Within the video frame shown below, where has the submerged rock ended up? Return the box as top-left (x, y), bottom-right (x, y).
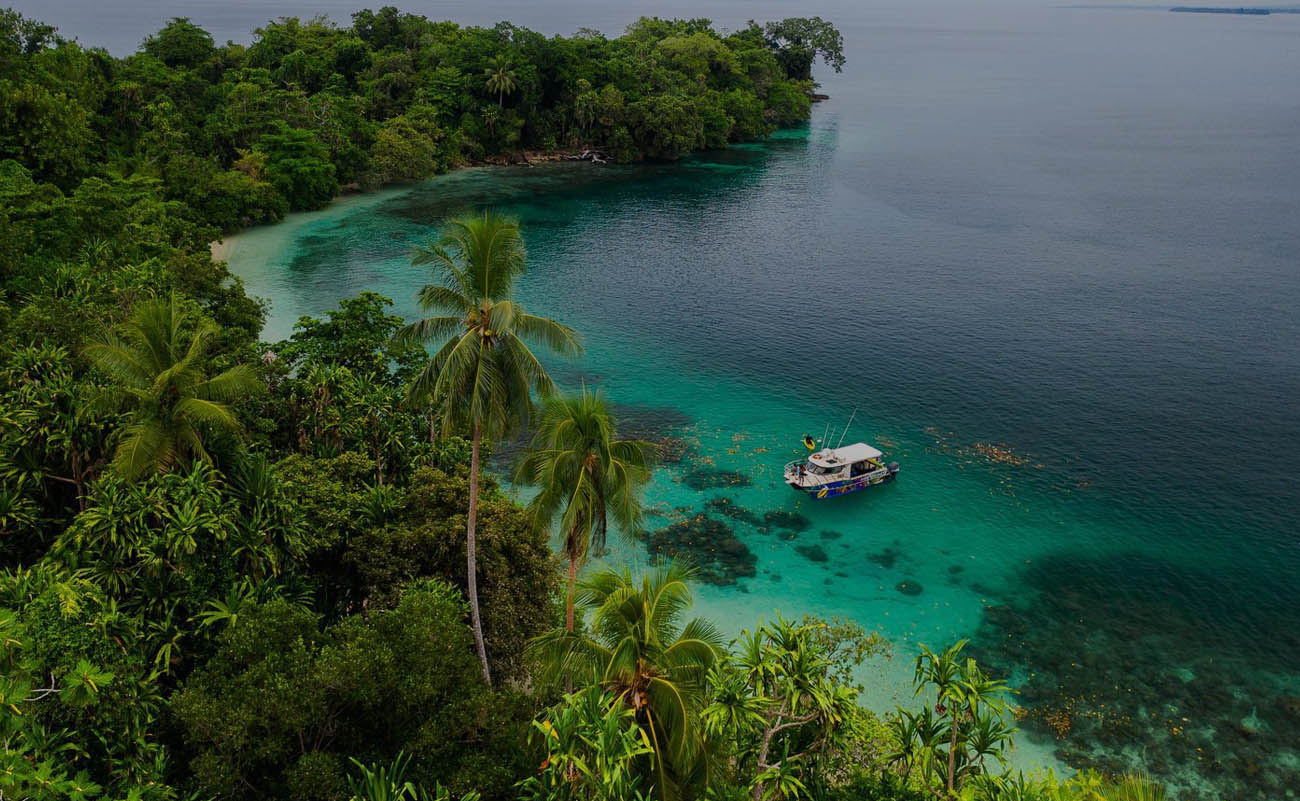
top-left (763, 510), bottom-right (811, 532)
top-left (795, 544), bottom-right (829, 563)
top-left (867, 545), bottom-right (903, 569)
top-left (895, 579), bottom-right (923, 596)
top-left (642, 514), bottom-right (756, 586)
top-left (820, 530), bottom-right (844, 540)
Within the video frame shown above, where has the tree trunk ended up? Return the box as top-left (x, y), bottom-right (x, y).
top-left (565, 552), bottom-right (578, 632)
top-left (467, 422), bottom-right (492, 686)
top-left (752, 709), bottom-right (778, 801)
top-left (947, 706), bottom-right (960, 794)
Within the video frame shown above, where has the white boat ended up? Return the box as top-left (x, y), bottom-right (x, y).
top-left (784, 442), bottom-right (899, 499)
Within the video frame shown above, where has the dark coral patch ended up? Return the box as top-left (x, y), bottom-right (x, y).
top-left (763, 510), bottom-right (810, 532)
top-left (795, 544), bottom-right (829, 563)
top-left (642, 515), bottom-right (756, 586)
top-left (683, 469), bottom-right (752, 490)
top-left (895, 579), bottom-right (923, 596)
top-left (867, 545), bottom-right (903, 569)
top-left (705, 497), bottom-right (762, 526)
top-left (820, 530), bottom-right (844, 540)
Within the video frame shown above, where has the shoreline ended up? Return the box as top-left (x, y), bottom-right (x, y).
top-left (207, 112), bottom-right (827, 260)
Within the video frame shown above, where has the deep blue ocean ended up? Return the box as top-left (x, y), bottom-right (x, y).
top-left (27, 0), bottom-right (1300, 796)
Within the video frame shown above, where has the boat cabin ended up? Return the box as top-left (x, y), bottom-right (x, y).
top-left (784, 441), bottom-right (899, 498)
top-left (802, 443), bottom-right (884, 481)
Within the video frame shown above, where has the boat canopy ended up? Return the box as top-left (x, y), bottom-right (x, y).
top-left (809, 442), bottom-right (883, 468)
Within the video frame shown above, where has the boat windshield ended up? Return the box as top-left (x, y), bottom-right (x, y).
top-left (806, 462), bottom-right (843, 475)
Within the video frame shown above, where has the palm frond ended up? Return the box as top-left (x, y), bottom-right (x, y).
top-left (175, 397), bottom-right (241, 433)
top-left (514, 313), bottom-right (584, 358)
top-left (197, 364), bottom-right (261, 402)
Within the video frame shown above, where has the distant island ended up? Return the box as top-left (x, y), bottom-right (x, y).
top-left (1172, 6), bottom-right (1269, 12)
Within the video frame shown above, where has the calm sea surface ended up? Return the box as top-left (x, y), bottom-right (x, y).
top-left (39, 0), bottom-right (1300, 795)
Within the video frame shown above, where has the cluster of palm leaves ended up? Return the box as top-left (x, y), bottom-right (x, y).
top-left (528, 562), bottom-right (724, 800)
top-left (963, 769), bottom-right (1169, 801)
top-left (346, 752), bottom-right (481, 801)
top-left (514, 387), bottom-right (654, 631)
top-left (887, 640), bottom-right (1015, 794)
top-left (519, 685), bottom-right (654, 801)
top-left (82, 293), bottom-right (261, 481)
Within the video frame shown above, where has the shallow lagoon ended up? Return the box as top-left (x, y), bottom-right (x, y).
top-left (222, 6), bottom-right (1300, 796)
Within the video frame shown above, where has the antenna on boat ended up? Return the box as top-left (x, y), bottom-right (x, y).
top-left (836, 406), bottom-right (859, 448)
top-left (821, 422), bottom-right (829, 448)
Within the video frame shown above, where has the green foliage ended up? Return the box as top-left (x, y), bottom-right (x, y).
top-left (258, 124), bottom-right (339, 211)
top-left (0, 79), bottom-right (95, 186)
top-left (397, 209), bottom-right (581, 685)
top-left (142, 18), bottom-right (216, 69)
top-left (82, 293), bottom-right (262, 480)
top-left (529, 561), bottom-right (724, 800)
top-left (514, 387), bottom-right (655, 630)
top-left (174, 582), bottom-right (528, 801)
top-left (704, 616), bottom-right (890, 801)
top-left (343, 465), bottom-right (562, 681)
top-left (365, 107), bottom-right (454, 188)
top-left (760, 18), bottom-right (846, 82)
top-left (518, 687), bottom-right (653, 801)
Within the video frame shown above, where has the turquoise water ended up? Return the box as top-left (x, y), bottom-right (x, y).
top-left (218, 6), bottom-right (1300, 798)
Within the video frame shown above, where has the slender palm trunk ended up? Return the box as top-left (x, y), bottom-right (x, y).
top-left (947, 706), bottom-right (960, 793)
top-left (565, 551), bottom-right (578, 632)
top-left (467, 421), bottom-right (492, 685)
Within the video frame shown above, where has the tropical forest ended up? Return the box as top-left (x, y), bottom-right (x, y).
top-left (1, 6), bottom-right (1174, 801)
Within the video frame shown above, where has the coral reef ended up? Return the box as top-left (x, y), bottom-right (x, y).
top-left (794, 544), bottom-right (829, 563)
top-left (763, 510), bottom-right (811, 532)
top-left (704, 497), bottom-right (762, 526)
top-left (867, 543), bottom-right (904, 569)
top-left (683, 468), bottom-right (752, 490)
top-left (968, 552), bottom-right (1300, 801)
top-left (641, 514), bottom-right (756, 586)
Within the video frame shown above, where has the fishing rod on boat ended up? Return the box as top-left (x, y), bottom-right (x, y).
top-left (836, 406), bottom-right (859, 448)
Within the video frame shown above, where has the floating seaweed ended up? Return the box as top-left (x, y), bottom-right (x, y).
top-left (683, 468), bottom-right (753, 490)
top-left (794, 544), bottom-right (828, 563)
top-left (641, 514), bottom-right (756, 586)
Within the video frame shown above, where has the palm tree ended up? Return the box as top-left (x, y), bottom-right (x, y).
top-left (483, 55), bottom-right (517, 108)
top-left (514, 387), bottom-right (655, 632)
top-left (83, 294), bottom-right (260, 481)
top-left (396, 210), bottom-right (581, 685)
top-left (528, 561), bottom-right (724, 800)
top-left (913, 639), bottom-right (1010, 794)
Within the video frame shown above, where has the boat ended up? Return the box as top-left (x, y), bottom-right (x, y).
top-left (784, 442), bottom-right (899, 499)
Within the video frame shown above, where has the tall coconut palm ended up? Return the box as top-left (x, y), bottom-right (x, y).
top-left (395, 209), bottom-right (581, 685)
top-left (483, 55), bottom-right (517, 108)
top-left (514, 387), bottom-right (655, 632)
top-left (528, 561), bottom-right (724, 799)
top-left (83, 294), bottom-right (260, 481)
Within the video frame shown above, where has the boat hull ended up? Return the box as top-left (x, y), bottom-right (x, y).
top-left (787, 468), bottom-right (898, 499)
